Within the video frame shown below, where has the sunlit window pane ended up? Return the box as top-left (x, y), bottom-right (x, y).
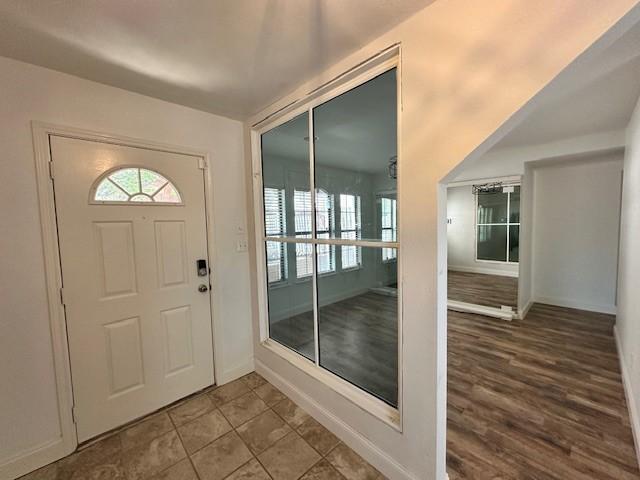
top-left (93, 167), bottom-right (182, 204)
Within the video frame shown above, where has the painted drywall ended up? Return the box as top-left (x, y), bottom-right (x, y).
top-left (446, 184), bottom-right (519, 277)
top-left (453, 130), bottom-right (626, 182)
top-left (532, 153), bottom-right (624, 314)
top-left (243, 2), bottom-right (640, 479)
top-left (518, 163), bottom-right (535, 316)
top-left (616, 95), bottom-right (640, 459)
top-left (0, 56), bottom-right (253, 476)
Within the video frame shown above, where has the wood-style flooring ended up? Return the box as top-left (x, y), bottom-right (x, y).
top-left (269, 291), bottom-right (398, 407)
top-left (448, 270), bottom-right (518, 309)
top-left (270, 291), bottom-right (639, 478)
top-left (448, 303), bottom-right (639, 479)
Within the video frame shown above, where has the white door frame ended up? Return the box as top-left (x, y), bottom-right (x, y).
top-left (21, 121), bottom-right (220, 477)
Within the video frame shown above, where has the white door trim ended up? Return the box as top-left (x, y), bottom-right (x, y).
top-left (7, 121), bottom-right (219, 479)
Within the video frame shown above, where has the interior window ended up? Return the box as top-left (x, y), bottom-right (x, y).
top-left (259, 68), bottom-right (399, 405)
top-left (93, 167), bottom-right (182, 204)
top-left (476, 186), bottom-right (520, 262)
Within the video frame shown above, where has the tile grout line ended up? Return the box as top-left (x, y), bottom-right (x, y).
top-left (222, 375), bottom-right (276, 480)
top-left (166, 406), bottom-right (203, 480)
top-left (30, 374), bottom-right (349, 480)
top-left (235, 375), bottom-right (323, 480)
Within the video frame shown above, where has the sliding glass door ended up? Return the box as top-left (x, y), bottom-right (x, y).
top-left (258, 68), bottom-right (399, 408)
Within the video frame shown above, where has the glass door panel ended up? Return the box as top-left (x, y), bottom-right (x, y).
top-left (317, 246), bottom-right (398, 407)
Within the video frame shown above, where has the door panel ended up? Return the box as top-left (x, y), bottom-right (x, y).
top-left (50, 136), bottom-right (214, 441)
top-left (154, 220), bottom-right (189, 288)
top-left (104, 316), bottom-right (145, 396)
top-left (161, 306), bottom-right (194, 376)
top-left (94, 221), bottom-right (138, 298)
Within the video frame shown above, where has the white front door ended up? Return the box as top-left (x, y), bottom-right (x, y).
top-left (50, 136), bottom-right (214, 442)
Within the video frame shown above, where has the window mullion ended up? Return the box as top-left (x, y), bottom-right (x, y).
top-left (506, 191), bottom-right (511, 262)
top-left (308, 108), bottom-right (320, 367)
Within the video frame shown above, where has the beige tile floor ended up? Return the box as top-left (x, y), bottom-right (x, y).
top-left (20, 372), bottom-right (385, 480)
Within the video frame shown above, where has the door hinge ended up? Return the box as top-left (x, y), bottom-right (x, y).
top-left (59, 287), bottom-right (65, 305)
top-left (198, 158), bottom-right (207, 170)
top-left (71, 406), bottom-right (77, 424)
top-left (48, 161), bottom-right (55, 179)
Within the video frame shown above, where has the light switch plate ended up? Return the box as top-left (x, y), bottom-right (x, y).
top-left (236, 237), bottom-right (248, 252)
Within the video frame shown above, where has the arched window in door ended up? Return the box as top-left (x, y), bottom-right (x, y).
top-left (91, 167), bottom-right (183, 204)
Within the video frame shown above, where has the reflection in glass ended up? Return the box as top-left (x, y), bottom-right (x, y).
top-left (380, 196), bottom-right (397, 261)
top-left (266, 241), bottom-right (315, 361)
top-left (340, 194), bottom-right (361, 269)
top-left (477, 192), bottom-right (508, 224)
top-left (266, 241), bottom-right (287, 284)
top-left (509, 186), bottom-right (521, 223)
top-left (477, 225), bottom-right (508, 261)
top-left (260, 68), bottom-right (399, 407)
top-left (314, 69), bottom-right (397, 242)
top-left (317, 246), bottom-right (398, 407)
top-left (261, 111), bottom-right (310, 238)
top-left (509, 225), bottom-right (520, 262)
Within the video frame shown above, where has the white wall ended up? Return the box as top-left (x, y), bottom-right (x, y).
top-left (0, 56), bottom-right (253, 477)
top-left (453, 130), bottom-right (626, 182)
top-left (447, 184), bottom-right (519, 277)
top-left (616, 95), bottom-right (640, 461)
top-left (532, 153), bottom-right (624, 314)
top-left (243, 2), bottom-right (640, 479)
top-left (518, 163), bottom-right (535, 316)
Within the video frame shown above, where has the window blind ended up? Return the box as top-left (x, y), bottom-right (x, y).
top-left (340, 194), bottom-right (362, 269)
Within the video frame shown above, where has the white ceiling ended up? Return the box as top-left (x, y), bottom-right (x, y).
top-left (492, 20), bottom-right (640, 150)
top-left (0, 0), bottom-right (432, 120)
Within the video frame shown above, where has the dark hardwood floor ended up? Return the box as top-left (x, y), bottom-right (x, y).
top-left (448, 270), bottom-right (518, 309)
top-left (269, 291), bottom-right (398, 407)
top-left (271, 291), bottom-right (639, 479)
top-left (448, 304), bottom-right (639, 479)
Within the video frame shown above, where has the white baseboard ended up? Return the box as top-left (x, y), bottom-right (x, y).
top-left (533, 295), bottom-right (616, 315)
top-left (447, 300), bottom-right (514, 320)
top-left (517, 300), bottom-right (533, 320)
top-left (448, 265), bottom-right (518, 278)
top-left (217, 359), bottom-right (255, 386)
top-left (0, 436), bottom-right (70, 480)
top-left (614, 326), bottom-right (640, 471)
top-left (255, 359), bottom-right (421, 480)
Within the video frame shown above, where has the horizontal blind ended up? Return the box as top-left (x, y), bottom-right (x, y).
top-left (264, 187), bottom-right (287, 282)
top-left (316, 189), bottom-right (335, 273)
top-left (340, 194), bottom-right (361, 269)
top-left (264, 187), bottom-right (286, 236)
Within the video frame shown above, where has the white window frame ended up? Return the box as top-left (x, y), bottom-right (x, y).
top-left (293, 189), bottom-right (314, 279)
top-left (250, 53), bottom-right (402, 429)
top-left (475, 185), bottom-right (520, 264)
top-left (339, 193), bottom-right (362, 270)
top-left (263, 187), bottom-right (287, 284)
top-left (294, 189), bottom-right (336, 278)
top-left (316, 189), bottom-right (336, 275)
top-left (380, 196), bottom-right (397, 262)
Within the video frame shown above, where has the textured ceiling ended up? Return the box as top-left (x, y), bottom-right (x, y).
top-left (0, 0), bottom-right (433, 119)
